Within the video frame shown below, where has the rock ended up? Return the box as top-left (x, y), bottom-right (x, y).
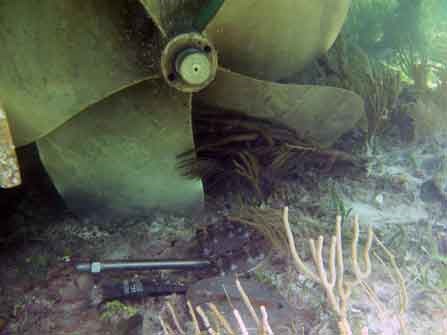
top-left (55, 273), bottom-right (94, 304)
top-left (197, 222), bottom-right (267, 274)
top-left (117, 314), bottom-right (143, 335)
top-left (406, 96), bottom-right (447, 140)
top-left (105, 243), bottom-right (132, 260)
top-left (387, 174), bottom-right (409, 193)
top-left (420, 154), bottom-right (447, 204)
top-left (0, 318), bottom-right (7, 332)
top-left (421, 156), bottom-right (445, 176)
top-left (420, 179), bottom-right (445, 203)
top-left (438, 233), bottom-right (447, 256)
top-left (76, 274), bottom-right (95, 293)
top-left (186, 275), bottom-right (315, 333)
top-left (373, 193), bottom-right (384, 208)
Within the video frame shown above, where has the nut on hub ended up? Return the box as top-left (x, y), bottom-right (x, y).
top-left (161, 33), bottom-right (218, 93)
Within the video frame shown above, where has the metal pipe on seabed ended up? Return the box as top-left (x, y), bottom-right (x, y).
top-left (75, 259), bottom-right (212, 273)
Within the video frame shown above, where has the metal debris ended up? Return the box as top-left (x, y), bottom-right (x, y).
top-left (75, 259), bottom-right (212, 273)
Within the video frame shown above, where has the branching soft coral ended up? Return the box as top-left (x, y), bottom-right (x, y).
top-left (283, 207), bottom-right (373, 335)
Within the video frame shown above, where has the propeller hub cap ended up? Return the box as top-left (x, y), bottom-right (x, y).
top-left (175, 49), bottom-right (211, 86)
top-left (161, 33), bottom-right (218, 93)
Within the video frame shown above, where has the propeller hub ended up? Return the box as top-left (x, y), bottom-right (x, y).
top-left (161, 33), bottom-right (218, 93)
top-left (175, 49), bottom-right (211, 86)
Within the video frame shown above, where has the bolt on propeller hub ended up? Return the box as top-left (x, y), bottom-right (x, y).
top-left (161, 33), bottom-right (218, 93)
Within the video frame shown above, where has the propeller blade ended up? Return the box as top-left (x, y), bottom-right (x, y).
top-left (37, 79), bottom-right (203, 217)
top-left (203, 0), bottom-right (351, 81)
top-left (320, 1), bottom-right (352, 52)
top-left (0, 0), bottom-right (161, 146)
top-left (193, 0), bottom-right (225, 32)
top-left (138, 0), bottom-right (168, 37)
top-left (195, 68), bottom-right (364, 148)
top-left (139, 0), bottom-right (213, 37)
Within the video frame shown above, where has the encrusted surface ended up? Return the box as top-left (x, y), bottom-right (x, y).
top-left (0, 105), bottom-right (21, 188)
